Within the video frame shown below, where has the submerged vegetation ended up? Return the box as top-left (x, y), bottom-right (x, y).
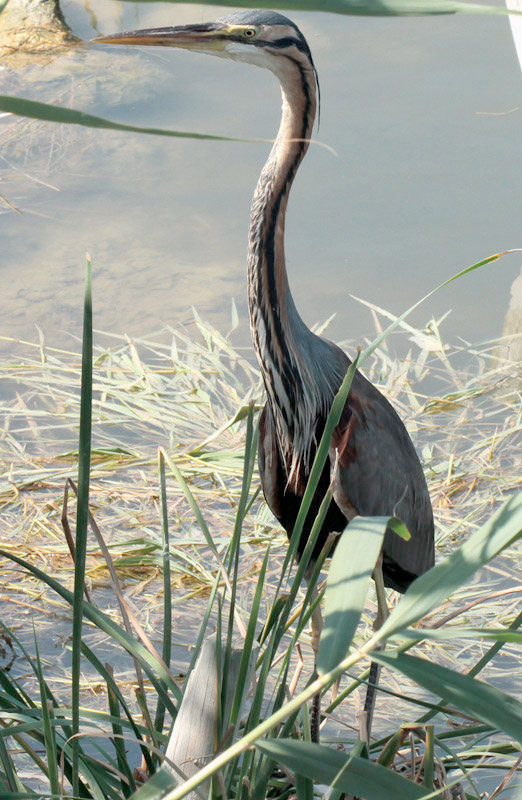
top-left (1, 281), bottom-right (522, 798)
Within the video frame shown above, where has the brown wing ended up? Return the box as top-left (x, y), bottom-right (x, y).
top-left (258, 363), bottom-right (434, 591)
top-left (331, 369), bottom-right (434, 590)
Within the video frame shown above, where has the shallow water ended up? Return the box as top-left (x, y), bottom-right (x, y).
top-left (1, 1), bottom-right (521, 356)
top-left (2, 4), bottom-right (522, 796)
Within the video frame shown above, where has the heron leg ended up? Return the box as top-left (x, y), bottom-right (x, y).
top-left (363, 555), bottom-right (389, 742)
top-left (304, 563), bottom-right (323, 744)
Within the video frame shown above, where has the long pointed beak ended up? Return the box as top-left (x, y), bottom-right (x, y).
top-left (93, 22), bottom-right (226, 51)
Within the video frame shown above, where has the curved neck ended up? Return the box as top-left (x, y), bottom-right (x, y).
top-left (248, 57), bottom-right (317, 412)
top-left (247, 56), bottom-right (345, 486)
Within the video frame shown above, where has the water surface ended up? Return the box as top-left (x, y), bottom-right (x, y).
top-left (1, 0), bottom-right (521, 355)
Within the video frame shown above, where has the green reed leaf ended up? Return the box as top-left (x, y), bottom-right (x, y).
top-left (256, 740), bottom-right (426, 799)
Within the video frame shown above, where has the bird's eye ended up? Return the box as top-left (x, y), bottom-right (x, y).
top-left (243, 27), bottom-right (257, 38)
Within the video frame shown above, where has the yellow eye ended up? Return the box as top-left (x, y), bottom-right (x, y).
top-left (243, 27), bottom-right (257, 38)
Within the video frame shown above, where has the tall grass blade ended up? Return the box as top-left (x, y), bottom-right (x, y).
top-left (237, 630), bottom-right (287, 795)
top-left (154, 450), bottom-right (172, 742)
top-left (0, 734), bottom-right (23, 793)
top-left (227, 544), bottom-right (269, 732)
top-left (295, 709), bottom-right (314, 800)
top-left (423, 725), bottom-right (434, 791)
top-left (229, 404), bottom-right (257, 567)
top-left (0, 548), bottom-right (180, 711)
top-left (250, 681), bottom-right (292, 800)
top-left (67, 477), bottom-right (163, 723)
top-left (160, 450), bottom-right (239, 603)
top-left (136, 687), bottom-right (160, 754)
top-left (224, 405), bottom-right (256, 678)
top-left (80, 643), bottom-right (154, 774)
top-left (106, 664), bottom-right (136, 797)
top-left (184, 571), bottom-right (222, 686)
top-left (72, 257), bottom-right (93, 796)
top-left (258, 360), bottom-right (361, 676)
top-left (296, 772), bottom-right (314, 800)
top-left (279, 357), bottom-right (360, 577)
top-left (255, 490), bottom-right (333, 687)
top-left (33, 632), bottom-right (60, 799)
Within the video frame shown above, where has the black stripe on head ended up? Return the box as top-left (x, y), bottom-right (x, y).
top-left (211, 33), bottom-right (310, 57)
top-left (253, 33), bottom-right (321, 129)
top-left (218, 10), bottom-right (312, 59)
top-left (252, 36), bottom-right (310, 55)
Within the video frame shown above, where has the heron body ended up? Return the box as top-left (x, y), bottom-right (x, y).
top-left (95, 9), bottom-right (435, 725)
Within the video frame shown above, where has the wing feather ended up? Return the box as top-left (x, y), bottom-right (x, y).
top-left (331, 371), bottom-right (434, 590)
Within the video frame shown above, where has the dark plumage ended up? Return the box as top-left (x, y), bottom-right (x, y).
top-left (259, 363), bottom-right (434, 594)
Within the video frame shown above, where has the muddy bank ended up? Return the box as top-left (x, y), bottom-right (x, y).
top-left (0, 0), bottom-right (79, 67)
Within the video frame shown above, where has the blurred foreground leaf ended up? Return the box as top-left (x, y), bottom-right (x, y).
top-left (318, 515), bottom-right (407, 674)
top-left (128, 765), bottom-right (182, 800)
top-left (376, 650), bottom-right (522, 743)
top-left (0, 95), bottom-right (242, 141)
top-left (379, 491), bottom-right (522, 640)
top-left (117, 0), bottom-right (518, 16)
top-left (256, 740), bottom-right (426, 799)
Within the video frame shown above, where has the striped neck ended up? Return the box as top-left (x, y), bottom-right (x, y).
top-left (248, 56), bottom-right (338, 487)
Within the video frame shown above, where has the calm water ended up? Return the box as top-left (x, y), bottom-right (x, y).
top-left (1, 8), bottom-right (522, 793)
top-left (1, 1), bottom-right (521, 355)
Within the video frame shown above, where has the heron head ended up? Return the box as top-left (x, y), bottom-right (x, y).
top-left (93, 10), bottom-right (315, 79)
